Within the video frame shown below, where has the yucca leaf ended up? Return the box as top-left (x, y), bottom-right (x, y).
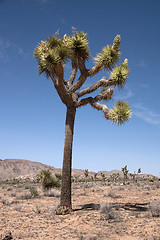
top-left (46, 35), bottom-right (62, 49)
top-left (56, 44), bottom-right (70, 62)
top-left (110, 63), bottom-right (129, 88)
top-left (68, 31), bottom-right (90, 59)
top-left (95, 45), bottom-right (120, 71)
top-left (109, 101), bottom-right (131, 125)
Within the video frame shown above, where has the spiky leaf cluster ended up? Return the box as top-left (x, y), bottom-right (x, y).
top-left (112, 35), bottom-right (121, 52)
top-left (38, 49), bottom-right (61, 75)
top-left (109, 101), bottom-right (131, 125)
top-left (34, 37), bottom-right (71, 76)
top-left (95, 45), bottom-right (120, 70)
top-left (110, 64), bottom-right (129, 88)
top-left (67, 31), bottom-right (90, 59)
top-left (95, 35), bottom-right (121, 71)
top-left (34, 31), bottom-right (90, 76)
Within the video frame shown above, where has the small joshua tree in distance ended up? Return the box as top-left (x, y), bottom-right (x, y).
top-left (101, 172), bottom-right (106, 182)
top-left (122, 165), bottom-right (129, 185)
top-left (94, 172), bottom-right (98, 182)
top-left (136, 168), bottom-right (141, 182)
top-left (84, 169), bottom-right (89, 182)
top-left (34, 28), bottom-right (131, 213)
top-left (130, 168), bottom-right (141, 183)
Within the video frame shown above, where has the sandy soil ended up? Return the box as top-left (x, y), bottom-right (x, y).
top-left (0, 180), bottom-right (160, 240)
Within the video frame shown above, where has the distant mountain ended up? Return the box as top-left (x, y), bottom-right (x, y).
top-left (0, 159), bottom-right (85, 181)
top-left (0, 159), bottom-right (156, 181)
top-left (0, 159), bottom-right (60, 181)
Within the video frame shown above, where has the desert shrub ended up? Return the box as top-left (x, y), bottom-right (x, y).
top-left (55, 173), bottom-right (62, 180)
top-left (152, 236), bottom-right (160, 240)
top-left (24, 184), bottom-right (31, 189)
top-left (43, 176), bottom-right (60, 189)
top-left (7, 187), bottom-right (12, 191)
top-left (1, 231), bottom-right (13, 240)
top-left (44, 189), bottom-right (60, 197)
top-left (104, 188), bottom-right (116, 198)
top-left (149, 200), bottom-right (160, 217)
top-left (34, 205), bottom-right (41, 214)
top-left (104, 187), bottom-right (121, 198)
top-left (2, 198), bottom-right (12, 206)
top-left (99, 202), bottom-right (116, 220)
top-left (14, 204), bottom-right (23, 212)
top-left (155, 182), bottom-right (160, 188)
top-left (17, 192), bottom-right (32, 200)
top-left (37, 169), bottom-right (60, 190)
top-left (10, 192), bottom-right (16, 197)
top-left (29, 186), bottom-right (39, 198)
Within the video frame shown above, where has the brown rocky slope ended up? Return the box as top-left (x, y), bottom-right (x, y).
top-left (0, 159), bottom-right (155, 181)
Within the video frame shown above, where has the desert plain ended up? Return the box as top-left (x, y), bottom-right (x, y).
top-left (0, 175), bottom-right (160, 240)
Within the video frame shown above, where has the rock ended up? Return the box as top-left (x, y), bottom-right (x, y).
top-left (1, 231), bottom-right (13, 240)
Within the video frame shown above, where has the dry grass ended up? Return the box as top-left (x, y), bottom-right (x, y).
top-left (99, 202), bottom-right (117, 220)
top-left (149, 200), bottom-right (160, 217)
top-left (0, 180), bottom-right (160, 239)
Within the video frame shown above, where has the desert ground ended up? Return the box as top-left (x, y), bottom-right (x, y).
top-left (0, 176), bottom-right (160, 240)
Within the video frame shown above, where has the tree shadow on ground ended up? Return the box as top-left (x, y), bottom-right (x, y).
top-left (73, 202), bottom-right (149, 212)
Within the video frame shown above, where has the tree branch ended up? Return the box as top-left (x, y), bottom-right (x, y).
top-left (68, 58), bottom-right (88, 94)
top-left (49, 69), bottom-right (67, 105)
top-left (63, 79), bottom-right (70, 89)
top-left (94, 88), bottom-right (114, 101)
top-left (76, 88), bottom-right (113, 107)
top-left (76, 96), bottom-right (111, 120)
top-left (49, 64), bottom-right (73, 107)
top-left (76, 96), bottom-right (93, 107)
top-left (88, 63), bottom-right (102, 77)
top-left (77, 77), bottom-right (111, 98)
top-left (68, 58), bottom-right (78, 86)
top-left (90, 102), bottom-right (110, 120)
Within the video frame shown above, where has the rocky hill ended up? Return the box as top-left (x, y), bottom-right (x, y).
top-left (0, 159), bottom-right (88, 181)
top-left (0, 159), bottom-right (60, 181)
top-left (0, 159), bottom-right (155, 181)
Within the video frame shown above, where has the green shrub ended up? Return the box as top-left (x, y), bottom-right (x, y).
top-left (29, 186), bottom-right (39, 198)
top-left (37, 169), bottom-right (60, 190)
top-left (55, 173), bottom-right (62, 180)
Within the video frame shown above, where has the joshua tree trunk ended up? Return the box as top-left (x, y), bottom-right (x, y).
top-left (60, 107), bottom-right (76, 207)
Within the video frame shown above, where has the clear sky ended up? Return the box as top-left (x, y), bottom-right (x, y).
top-left (0, 0), bottom-right (160, 176)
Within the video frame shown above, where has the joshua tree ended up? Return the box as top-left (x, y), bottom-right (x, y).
top-left (34, 28), bottom-right (131, 212)
top-left (130, 168), bottom-right (141, 182)
top-left (94, 172), bottom-right (98, 182)
top-left (137, 168), bottom-right (141, 175)
top-left (101, 172), bottom-right (106, 182)
top-left (110, 173), bottom-right (120, 182)
top-left (122, 165), bottom-right (129, 184)
top-left (84, 169), bottom-right (89, 180)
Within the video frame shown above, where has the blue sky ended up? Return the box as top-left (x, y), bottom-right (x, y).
top-left (0, 0), bottom-right (160, 176)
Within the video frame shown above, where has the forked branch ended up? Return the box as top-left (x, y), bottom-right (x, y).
top-left (68, 58), bottom-right (78, 86)
top-left (77, 77), bottom-right (113, 98)
top-left (76, 88), bottom-right (113, 107)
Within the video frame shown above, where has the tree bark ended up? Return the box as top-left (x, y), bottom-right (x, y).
top-left (60, 107), bottom-right (76, 207)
